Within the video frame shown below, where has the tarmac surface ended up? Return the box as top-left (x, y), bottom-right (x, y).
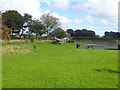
top-left (81, 44), bottom-right (118, 50)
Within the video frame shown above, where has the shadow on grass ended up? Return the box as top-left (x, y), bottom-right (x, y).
top-left (95, 69), bottom-right (120, 74)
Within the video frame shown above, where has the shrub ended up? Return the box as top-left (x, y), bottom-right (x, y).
top-left (1, 25), bottom-right (11, 41)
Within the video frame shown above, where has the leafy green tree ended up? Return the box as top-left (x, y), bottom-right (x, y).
top-left (28, 19), bottom-right (45, 36)
top-left (50, 28), bottom-right (66, 39)
top-left (27, 19), bottom-right (46, 51)
top-left (73, 29), bottom-right (95, 38)
top-left (104, 31), bottom-right (120, 39)
top-left (56, 31), bottom-right (66, 39)
top-left (2, 10), bottom-right (23, 30)
top-left (23, 13), bottom-right (32, 24)
top-left (40, 13), bottom-right (61, 36)
top-left (66, 29), bottom-right (73, 37)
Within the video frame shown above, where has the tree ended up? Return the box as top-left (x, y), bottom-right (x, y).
top-left (66, 29), bottom-right (73, 37)
top-left (2, 10), bottom-right (23, 30)
top-left (56, 31), bottom-right (66, 39)
top-left (87, 30), bottom-right (95, 37)
top-left (28, 19), bottom-right (45, 36)
top-left (104, 31), bottom-right (120, 39)
top-left (73, 30), bottom-right (81, 38)
top-left (73, 29), bottom-right (96, 38)
top-left (40, 13), bottom-right (61, 36)
top-left (50, 28), bottom-right (66, 39)
top-left (50, 28), bottom-right (67, 39)
top-left (23, 13), bottom-right (32, 24)
top-left (115, 32), bottom-right (120, 39)
top-left (27, 19), bottom-right (46, 51)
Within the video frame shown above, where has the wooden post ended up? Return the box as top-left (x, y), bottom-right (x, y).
top-left (34, 34), bottom-right (37, 51)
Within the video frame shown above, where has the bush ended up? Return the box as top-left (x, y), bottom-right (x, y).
top-left (10, 35), bottom-right (22, 39)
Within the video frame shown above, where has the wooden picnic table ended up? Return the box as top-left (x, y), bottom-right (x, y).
top-left (85, 44), bottom-right (95, 49)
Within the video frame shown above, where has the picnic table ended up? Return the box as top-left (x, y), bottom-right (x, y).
top-left (85, 44), bottom-right (95, 49)
top-left (51, 40), bottom-right (63, 44)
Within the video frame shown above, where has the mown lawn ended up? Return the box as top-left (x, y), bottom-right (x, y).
top-left (2, 41), bottom-right (118, 88)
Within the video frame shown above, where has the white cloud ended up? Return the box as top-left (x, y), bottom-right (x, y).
top-left (101, 19), bottom-right (109, 25)
top-left (44, 0), bottom-right (51, 6)
top-left (47, 0), bottom-right (118, 27)
top-left (52, 13), bottom-right (60, 18)
top-left (71, 0), bottom-right (118, 19)
top-left (52, 12), bottom-right (73, 29)
top-left (71, 0), bottom-right (119, 26)
top-left (60, 16), bottom-right (73, 25)
top-left (74, 19), bottom-right (83, 24)
top-left (45, 0), bottom-right (70, 9)
top-left (85, 15), bottom-right (117, 27)
top-left (86, 15), bottom-right (94, 24)
top-left (44, 9), bottom-right (50, 14)
top-left (53, 0), bottom-right (70, 9)
top-left (0, 0), bottom-right (42, 19)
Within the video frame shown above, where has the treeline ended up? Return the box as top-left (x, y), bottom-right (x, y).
top-left (103, 31), bottom-right (120, 39)
top-left (1, 10), bottom-right (120, 41)
top-left (2, 10), bottom-right (61, 40)
top-left (66, 29), bottom-right (95, 38)
top-left (66, 29), bottom-right (120, 40)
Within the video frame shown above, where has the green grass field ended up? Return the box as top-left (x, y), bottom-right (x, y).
top-left (2, 41), bottom-right (118, 88)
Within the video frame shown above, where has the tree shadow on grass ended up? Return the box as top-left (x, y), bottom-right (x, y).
top-left (95, 69), bottom-right (120, 74)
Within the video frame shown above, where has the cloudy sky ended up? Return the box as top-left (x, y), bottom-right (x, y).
top-left (0, 0), bottom-right (119, 36)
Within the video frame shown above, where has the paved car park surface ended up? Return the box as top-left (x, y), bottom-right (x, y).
top-left (81, 44), bottom-right (118, 50)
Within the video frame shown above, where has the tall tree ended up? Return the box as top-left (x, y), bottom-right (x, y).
top-left (2, 10), bottom-right (23, 30)
top-left (26, 19), bottom-right (45, 52)
top-left (23, 13), bottom-right (32, 24)
top-left (28, 19), bottom-right (45, 36)
top-left (40, 13), bottom-right (61, 35)
top-left (66, 29), bottom-right (73, 37)
top-left (104, 31), bottom-right (120, 39)
top-left (73, 29), bottom-right (95, 38)
top-left (50, 28), bottom-right (66, 39)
